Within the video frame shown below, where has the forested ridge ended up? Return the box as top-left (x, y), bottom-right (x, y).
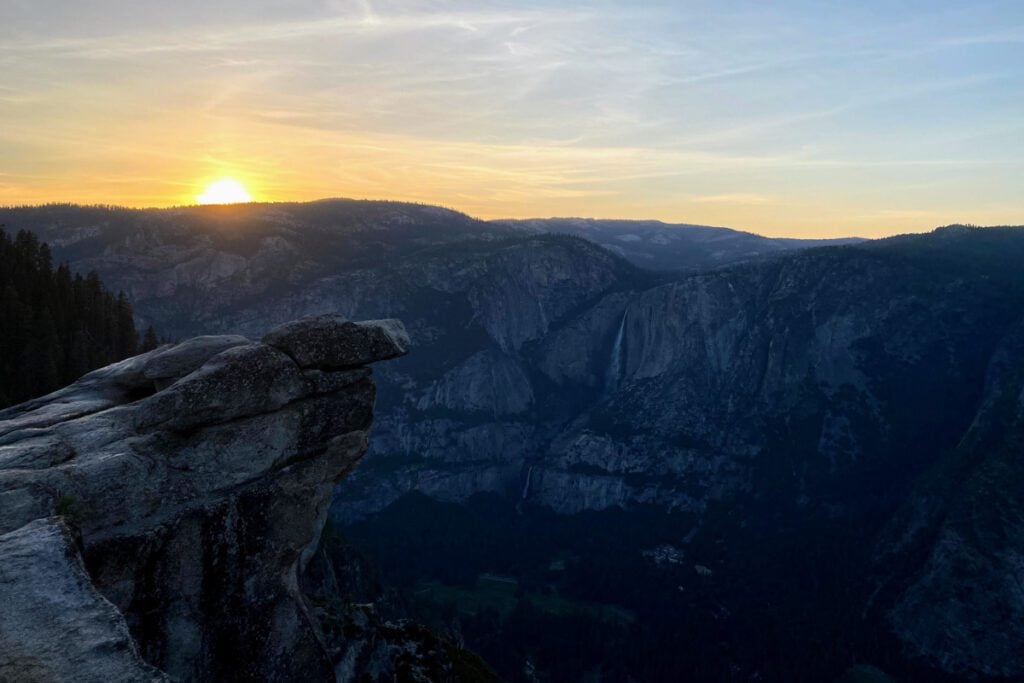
top-left (0, 228), bottom-right (156, 408)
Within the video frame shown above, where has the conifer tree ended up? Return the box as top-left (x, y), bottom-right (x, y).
top-left (0, 227), bottom-right (149, 408)
top-left (140, 325), bottom-right (160, 352)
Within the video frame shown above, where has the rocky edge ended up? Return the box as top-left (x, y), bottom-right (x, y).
top-left (0, 315), bottom-right (408, 681)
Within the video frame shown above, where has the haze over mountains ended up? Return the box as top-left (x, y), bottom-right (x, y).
top-left (2, 200), bottom-right (1024, 681)
top-left (500, 217), bottom-right (864, 271)
top-left (0, 200), bottom-right (860, 282)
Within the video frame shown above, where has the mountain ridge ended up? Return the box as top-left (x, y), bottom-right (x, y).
top-left (496, 216), bottom-right (864, 271)
top-left (0, 199), bottom-right (863, 271)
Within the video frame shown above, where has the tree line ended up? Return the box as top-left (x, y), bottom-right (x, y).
top-left (0, 227), bottom-right (158, 408)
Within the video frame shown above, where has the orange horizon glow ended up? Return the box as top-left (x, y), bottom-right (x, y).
top-left (2, 4), bottom-right (1022, 239)
top-left (1, 119), bottom-right (1017, 238)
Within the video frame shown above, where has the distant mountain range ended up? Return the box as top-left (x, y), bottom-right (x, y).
top-left (2, 200), bottom-right (1022, 681)
top-left (498, 217), bottom-right (863, 271)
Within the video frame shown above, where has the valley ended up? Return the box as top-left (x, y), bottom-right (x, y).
top-left (3, 202), bottom-right (1024, 681)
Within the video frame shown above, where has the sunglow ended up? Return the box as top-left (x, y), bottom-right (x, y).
top-left (196, 178), bottom-right (254, 205)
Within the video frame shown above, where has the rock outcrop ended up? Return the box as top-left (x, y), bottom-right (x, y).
top-left (0, 316), bottom-right (408, 681)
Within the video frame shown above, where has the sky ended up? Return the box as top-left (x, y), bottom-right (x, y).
top-left (1, 1), bottom-right (1022, 237)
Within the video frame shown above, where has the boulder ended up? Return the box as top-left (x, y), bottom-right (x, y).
top-left (263, 315), bottom-right (410, 369)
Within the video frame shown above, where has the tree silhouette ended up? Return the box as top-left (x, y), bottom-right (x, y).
top-left (0, 227), bottom-right (147, 408)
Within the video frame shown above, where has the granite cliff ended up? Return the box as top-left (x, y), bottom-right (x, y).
top-left (0, 315), bottom-right (430, 681)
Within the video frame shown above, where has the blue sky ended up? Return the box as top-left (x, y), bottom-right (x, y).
top-left (1, 0), bottom-right (1022, 236)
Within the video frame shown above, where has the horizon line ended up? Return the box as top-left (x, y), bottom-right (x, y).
top-left (3, 196), bottom-right (1019, 242)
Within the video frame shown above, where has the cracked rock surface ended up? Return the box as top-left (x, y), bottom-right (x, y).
top-left (0, 316), bottom-right (407, 681)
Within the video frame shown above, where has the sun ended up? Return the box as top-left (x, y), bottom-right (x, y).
top-left (196, 178), bottom-right (254, 205)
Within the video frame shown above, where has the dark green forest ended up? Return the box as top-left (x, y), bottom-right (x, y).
top-left (343, 492), bottom-right (970, 683)
top-left (0, 228), bottom-right (156, 408)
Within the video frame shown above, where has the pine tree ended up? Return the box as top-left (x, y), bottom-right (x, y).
top-left (140, 325), bottom-right (160, 352)
top-left (0, 227), bottom-right (151, 408)
top-left (115, 292), bottom-right (137, 358)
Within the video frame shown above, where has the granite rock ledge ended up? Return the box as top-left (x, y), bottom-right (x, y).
top-left (0, 316), bottom-right (408, 681)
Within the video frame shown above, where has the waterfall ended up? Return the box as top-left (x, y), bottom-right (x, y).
top-left (521, 465), bottom-right (534, 500)
top-left (605, 310), bottom-right (628, 389)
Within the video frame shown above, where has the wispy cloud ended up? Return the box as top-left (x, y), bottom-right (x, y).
top-left (691, 194), bottom-right (779, 205)
top-left (940, 24), bottom-right (1024, 47)
top-left (0, 7), bottom-right (591, 57)
top-left (1, 1), bottom-right (1022, 235)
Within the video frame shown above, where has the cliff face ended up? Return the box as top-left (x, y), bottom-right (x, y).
top-left (531, 244), bottom-right (1014, 510)
top-left (0, 315), bottom-right (409, 681)
top-left (338, 228), bottom-right (1024, 679)
top-left (872, 315), bottom-right (1024, 679)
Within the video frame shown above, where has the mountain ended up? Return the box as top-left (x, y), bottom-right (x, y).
top-left (342, 223), bottom-right (1024, 681)
top-left (3, 200), bottom-right (1024, 680)
top-left (497, 217), bottom-right (862, 271)
top-left (0, 204), bottom-right (841, 324)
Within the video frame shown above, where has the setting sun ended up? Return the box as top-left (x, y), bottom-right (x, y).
top-left (196, 178), bottom-right (254, 205)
